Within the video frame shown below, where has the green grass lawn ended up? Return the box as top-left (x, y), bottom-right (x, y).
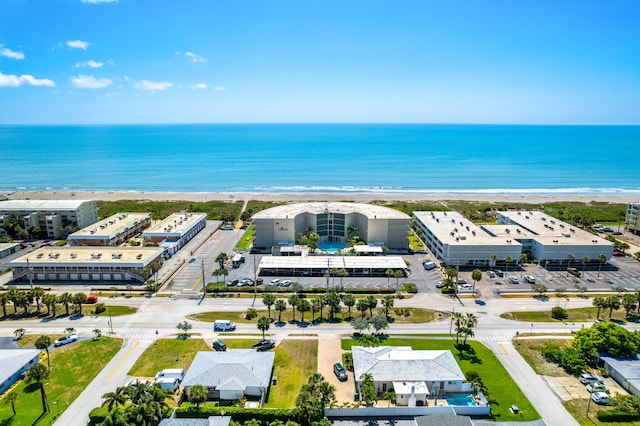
top-left (0, 304), bottom-right (137, 323)
top-left (265, 339), bottom-right (317, 408)
top-left (187, 306), bottom-right (437, 326)
top-left (342, 337), bottom-right (540, 422)
top-left (0, 336), bottom-right (122, 425)
top-left (564, 398), bottom-right (640, 426)
top-left (513, 337), bottom-right (572, 376)
top-left (408, 234), bottom-right (424, 251)
top-left (128, 337), bottom-right (211, 376)
top-left (501, 306), bottom-right (629, 323)
top-left (234, 225), bottom-right (255, 251)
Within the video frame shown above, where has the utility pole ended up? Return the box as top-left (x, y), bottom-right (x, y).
top-left (27, 258), bottom-right (34, 291)
top-left (201, 260), bottom-right (206, 297)
top-left (108, 307), bottom-right (114, 334)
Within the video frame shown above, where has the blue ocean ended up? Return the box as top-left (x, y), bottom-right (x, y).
top-left (1, 124), bottom-right (639, 194)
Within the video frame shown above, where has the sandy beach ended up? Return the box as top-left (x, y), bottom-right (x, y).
top-left (5, 190), bottom-right (638, 205)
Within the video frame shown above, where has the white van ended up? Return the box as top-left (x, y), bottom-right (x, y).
top-left (457, 284), bottom-right (474, 292)
top-left (213, 320), bottom-right (236, 332)
top-left (156, 377), bottom-right (179, 391)
top-left (155, 368), bottom-right (184, 381)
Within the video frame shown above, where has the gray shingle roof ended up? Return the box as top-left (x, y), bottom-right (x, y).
top-left (352, 346), bottom-right (465, 383)
top-left (181, 350), bottom-right (274, 391)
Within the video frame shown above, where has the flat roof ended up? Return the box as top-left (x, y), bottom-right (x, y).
top-left (0, 199), bottom-right (93, 211)
top-left (0, 243), bottom-right (20, 251)
top-left (413, 211), bottom-right (514, 246)
top-left (143, 212), bottom-right (206, 236)
top-left (253, 202), bottom-right (410, 220)
top-left (9, 246), bottom-right (164, 266)
top-left (258, 255), bottom-right (407, 270)
top-left (497, 211), bottom-right (612, 246)
top-left (69, 212), bottom-right (150, 239)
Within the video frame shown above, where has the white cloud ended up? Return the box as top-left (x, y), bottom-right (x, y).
top-left (75, 60), bottom-right (104, 68)
top-left (81, 0), bottom-right (118, 3)
top-left (71, 74), bottom-right (112, 89)
top-left (191, 83), bottom-right (207, 89)
top-left (185, 52), bottom-right (207, 63)
top-left (67, 40), bottom-right (89, 50)
top-left (0, 45), bottom-right (25, 60)
top-left (134, 80), bottom-right (173, 91)
top-left (0, 72), bottom-right (54, 87)
top-left (214, 86), bottom-right (225, 91)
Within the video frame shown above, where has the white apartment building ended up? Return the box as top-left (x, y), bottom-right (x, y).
top-left (68, 212), bottom-right (151, 246)
top-left (627, 202), bottom-right (640, 235)
top-left (142, 212), bottom-right (207, 255)
top-left (0, 200), bottom-right (98, 239)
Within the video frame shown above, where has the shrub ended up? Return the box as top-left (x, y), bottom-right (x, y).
top-left (541, 342), bottom-right (563, 364)
top-left (342, 352), bottom-right (353, 371)
top-left (88, 406), bottom-right (109, 424)
top-left (551, 306), bottom-right (568, 320)
top-left (176, 405), bottom-right (296, 423)
top-left (93, 303), bottom-right (106, 314)
top-left (597, 411), bottom-right (640, 422)
top-left (246, 308), bottom-right (258, 320)
top-left (402, 283), bottom-right (418, 293)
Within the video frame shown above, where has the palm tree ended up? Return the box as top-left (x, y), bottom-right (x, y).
top-left (518, 254), bottom-right (528, 277)
top-left (93, 329), bottom-right (102, 340)
top-left (13, 328), bottom-right (26, 340)
top-left (356, 299), bottom-right (369, 318)
top-left (41, 293), bottom-right (56, 316)
top-left (343, 294), bottom-right (356, 319)
top-left (30, 287), bottom-right (45, 313)
top-left (215, 252), bottom-right (227, 269)
top-left (59, 292), bottom-right (72, 316)
top-left (606, 295), bottom-right (620, 319)
top-left (297, 298), bottom-right (311, 324)
top-left (35, 335), bottom-right (53, 368)
top-left (288, 294), bottom-right (300, 322)
top-left (382, 295), bottom-right (394, 318)
top-left (504, 256), bottom-right (513, 275)
top-left (101, 408), bottom-right (128, 426)
top-left (385, 269), bottom-right (394, 288)
top-left (102, 386), bottom-right (129, 411)
top-left (471, 269), bottom-right (482, 294)
top-left (5, 392), bottom-right (17, 416)
top-left (593, 296), bottom-right (606, 319)
top-left (188, 384), bottom-right (208, 408)
top-left (311, 297), bottom-right (322, 322)
top-left (274, 299), bottom-right (287, 323)
top-left (490, 254), bottom-right (497, 270)
top-left (578, 256), bottom-right (588, 276)
top-left (72, 292), bottom-right (87, 315)
top-left (26, 363), bottom-right (50, 413)
top-left (566, 253), bottom-right (575, 275)
top-left (257, 316), bottom-right (270, 339)
top-left (452, 312), bottom-right (464, 344)
top-left (0, 292), bottom-right (8, 317)
top-left (262, 293), bottom-right (276, 319)
top-left (393, 270), bottom-right (404, 288)
top-left (597, 254), bottom-right (608, 277)
top-left (366, 295), bottom-right (377, 317)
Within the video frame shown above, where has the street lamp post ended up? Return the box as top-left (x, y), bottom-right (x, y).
top-left (27, 258), bottom-right (34, 290)
top-left (530, 323), bottom-right (533, 335)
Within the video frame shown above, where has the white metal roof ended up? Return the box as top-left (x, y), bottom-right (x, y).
top-left (9, 246), bottom-right (164, 267)
top-left (143, 212), bottom-right (206, 236)
top-left (0, 199), bottom-right (91, 210)
top-left (68, 212), bottom-right (150, 239)
top-left (252, 202), bottom-right (409, 220)
top-left (258, 255), bottom-right (406, 269)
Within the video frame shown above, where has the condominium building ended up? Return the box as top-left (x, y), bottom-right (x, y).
top-left (627, 202), bottom-right (640, 235)
top-left (141, 212), bottom-right (207, 255)
top-left (251, 202), bottom-right (410, 252)
top-left (0, 200), bottom-right (98, 239)
top-left (413, 210), bottom-right (614, 267)
top-left (68, 213), bottom-right (151, 246)
top-left (9, 246), bottom-right (164, 283)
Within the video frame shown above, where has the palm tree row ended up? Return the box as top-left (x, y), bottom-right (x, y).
top-left (451, 312), bottom-right (478, 346)
top-left (101, 382), bottom-right (170, 426)
top-left (0, 286), bottom-right (90, 317)
top-left (262, 291), bottom-right (395, 324)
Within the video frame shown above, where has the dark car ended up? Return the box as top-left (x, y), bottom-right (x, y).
top-left (256, 278), bottom-right (264, 285)
top-left (252, 339), bottom-right (275, 351)
top-left (212, 340), bottom-right (227, 351)
top-left (495, 270), bottom-right (504, 277)
top-left (227, 279), bottom-right (239, 286)
top-left (333, 362), bottom-right (348, 381)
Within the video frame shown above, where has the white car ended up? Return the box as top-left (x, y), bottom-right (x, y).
top-left (435, 281), bottom-right (445, 288)
top-left (279, 280), bottom-right (291, 287)
top-left (269, 279), bottom-right (281, 285)
top-left (508, 276), bottom-right (519, 284)
top-left (524, 275), bottom-right (536, 283)
top-left (54, 333), bottom-right (78, 347)
top-left (591, 391), bottom-right (610, 405)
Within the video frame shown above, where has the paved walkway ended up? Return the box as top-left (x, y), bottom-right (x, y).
top-left (484, 341), bottom-right (578, 426)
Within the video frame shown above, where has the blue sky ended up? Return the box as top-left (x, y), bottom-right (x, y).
top-left (1, 0), bottom-right (639, 124)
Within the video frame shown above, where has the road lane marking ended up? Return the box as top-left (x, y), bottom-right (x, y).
top-left (191, 275), bottom-right (203, 290)
top-left (498, 343), bottom-right (508, 355)
top-left (106, 341), bottom-right (139, 381)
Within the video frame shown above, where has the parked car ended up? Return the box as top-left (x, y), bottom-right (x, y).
top-left (495, 270), bottom-right (504, 277)
top-left (456, 279), bottom-right (468, 285)
top-left (252, 339), bottom-right (275, 351)
top-left (508, 276), bottom-right (520, 284)
top-left (524, 275), bottom-right (536, 284)
top-left (579, 373), bottom-right (604, 384)
top-left (227, 279), bottom-right (239, 286)
top-left (422, 261), bottom-right (437, 270)
top-left (333, 362), bottom-right (348, 381)
top-left (279, 280), bottom-right (291, 287)
top-left (435, 281), bottom-right (445, 288)
top-left (54, 333), bottom-right (78, 347)
top-left (567, 267), bottom-right (582, 277)
top-left (212, 340), bottom-right (227, 351)
top-left (487, 270), bottom-right (496, 278)
top-left (613, 251), bottom-right (626, 256)
top-left (221, 225), bottom-right (234, 230)
top-left (591, 391), bottom-right (610, 405)
top-left (256, 278), bottom-right (264, 285)
top-left (86, 295), bottom-right (98, 304)
top-left (586, 382), bottom-right (609, 393)
top-left (269, 279), bottom-right (281, 285)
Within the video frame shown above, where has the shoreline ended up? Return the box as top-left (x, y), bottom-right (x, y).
top-left (5, 190), bottom-right (638, 205)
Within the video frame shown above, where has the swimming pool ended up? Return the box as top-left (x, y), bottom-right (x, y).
top-left (444, 394), bottom-right (477, 406)
top-left (317, 242), bottom-right (346, 253)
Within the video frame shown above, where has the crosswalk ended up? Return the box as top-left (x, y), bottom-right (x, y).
top-left (120, 333), bottom-right (158, 342)
top-left (474, 335), bottom-right (514, 342)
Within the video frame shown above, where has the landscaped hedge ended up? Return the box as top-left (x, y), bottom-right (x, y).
top-left (597, 410), bottom-right (640, 422)
top-left (88, 406), bottom-right (109, 424)
top-left (210, 287), bottom-right (396, 295)
top-left (176, 405), bottom-right (297, 422)
top-left (402, 283), bottom-right (418, 293)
